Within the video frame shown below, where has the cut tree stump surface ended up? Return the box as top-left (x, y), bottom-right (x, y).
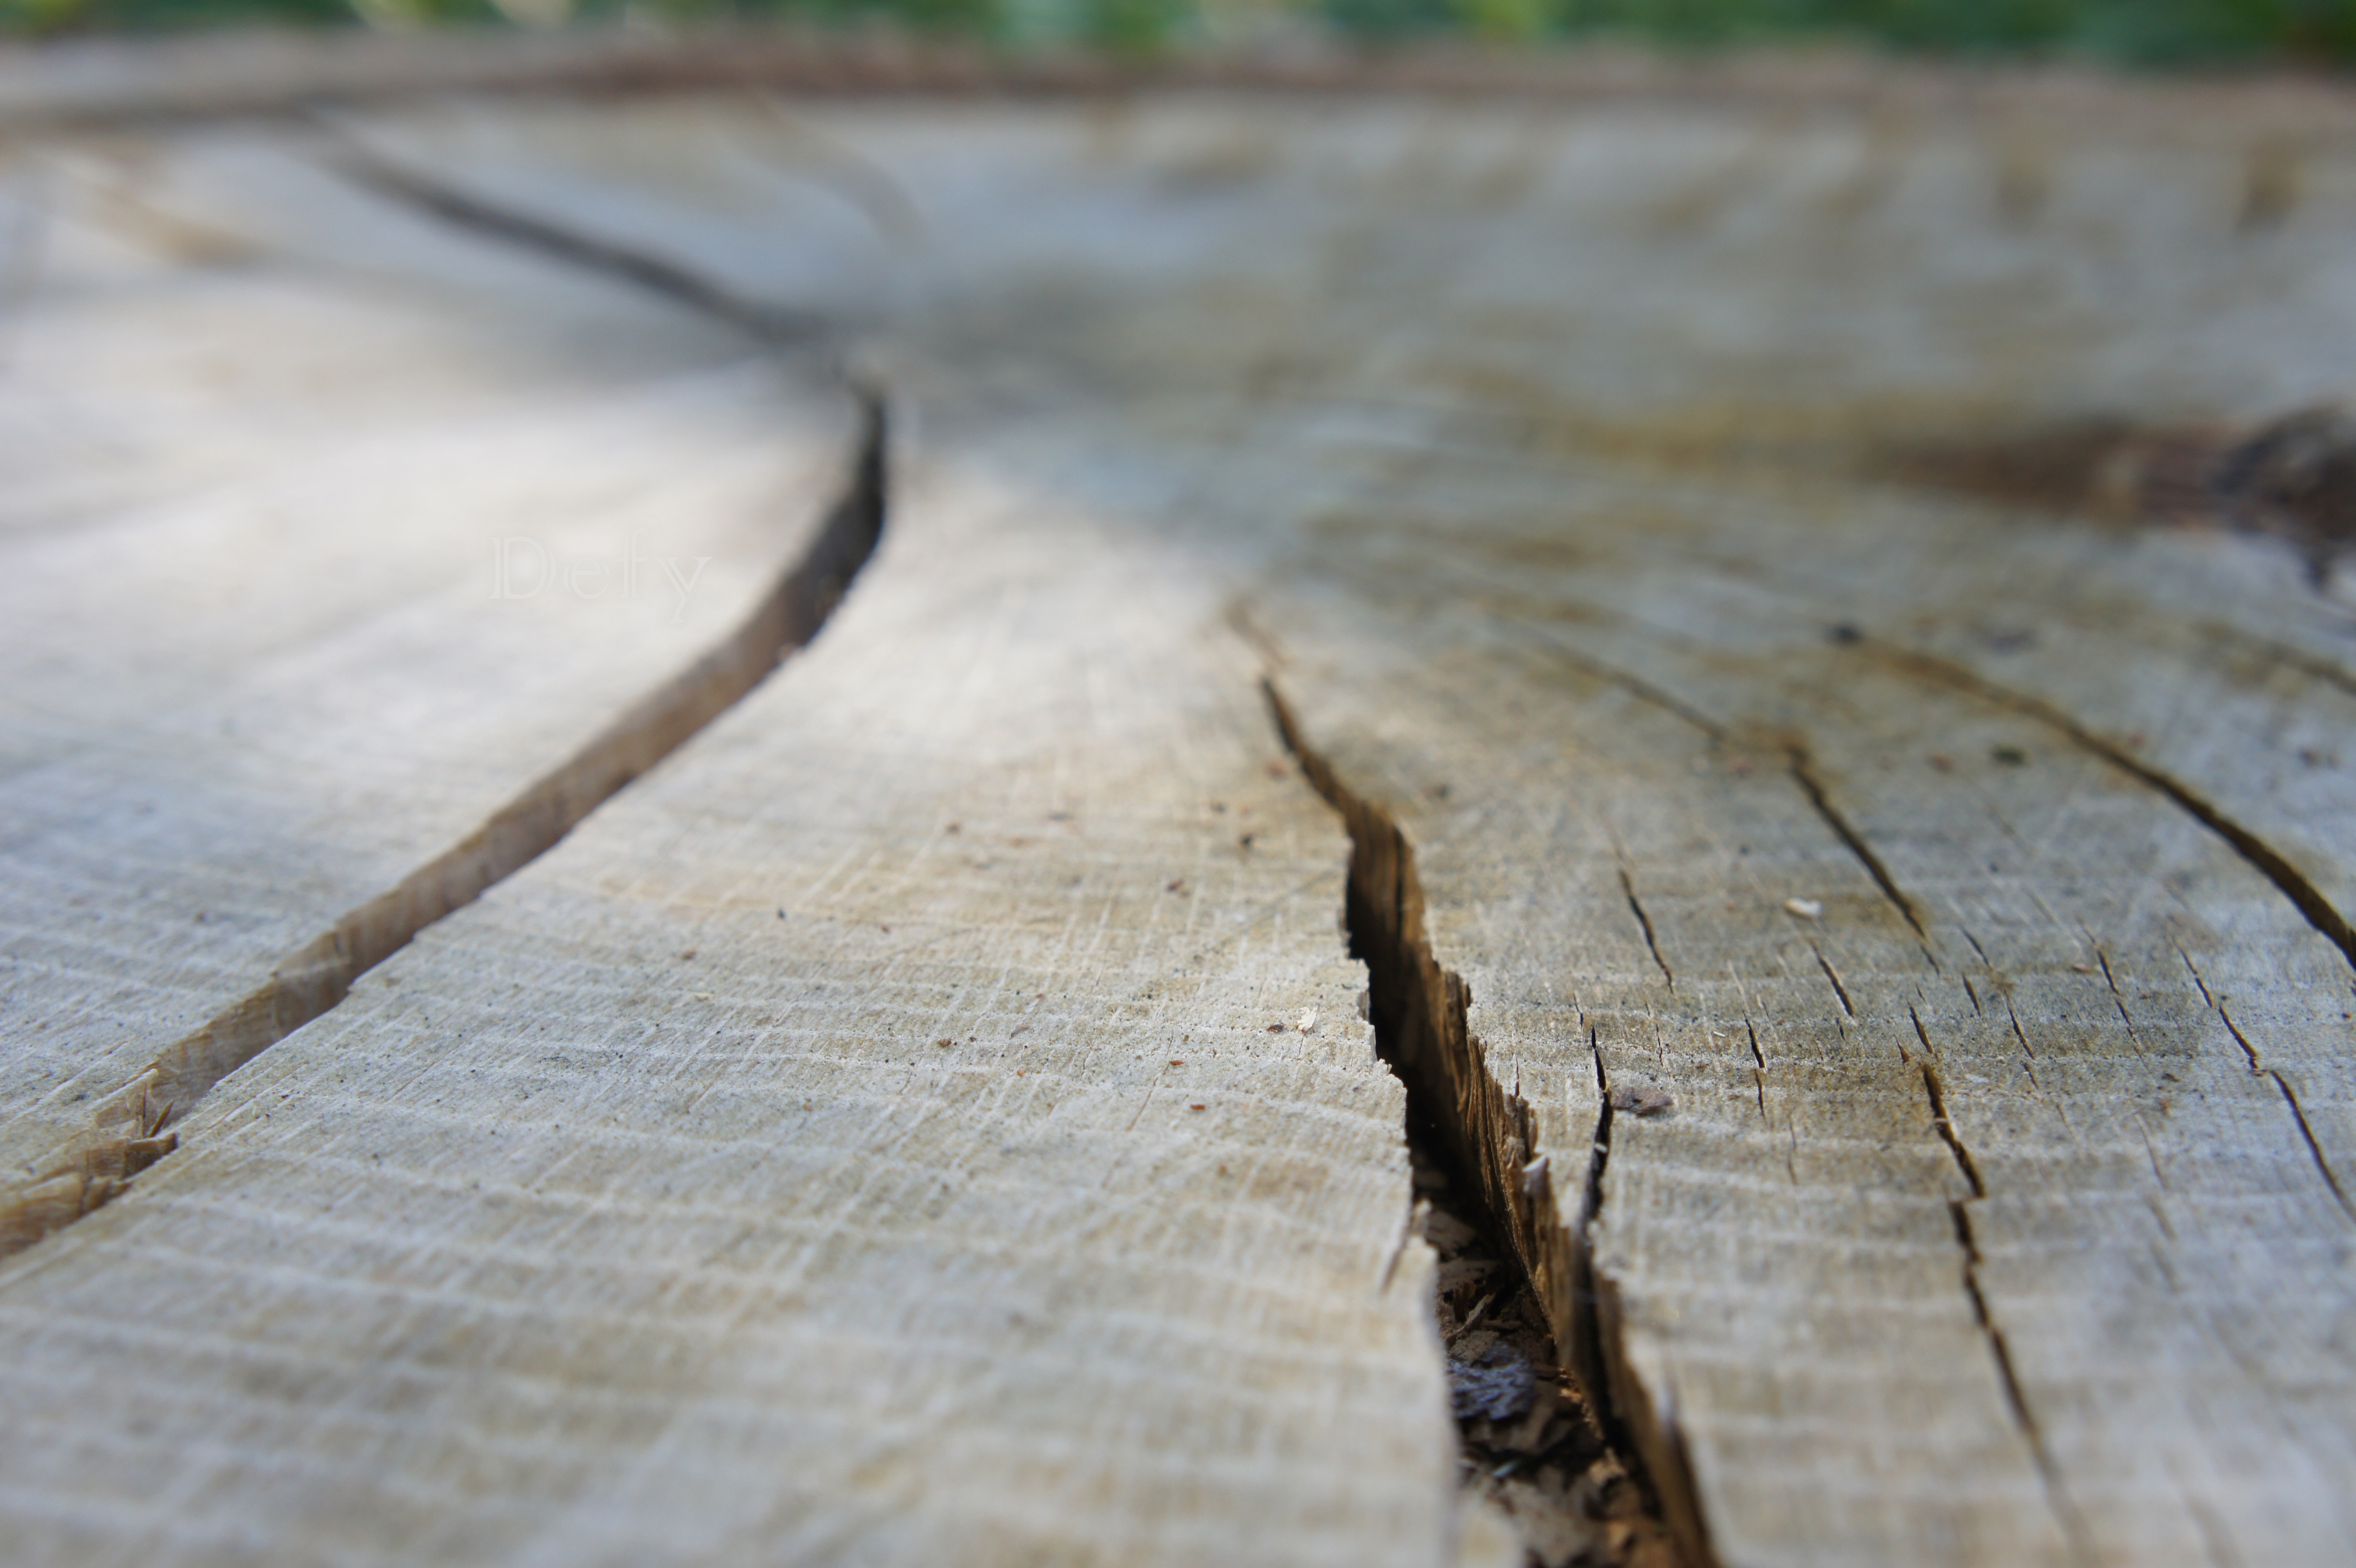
top-left (0, 135), bottom-right (855, 1234)
top-left (2, 47), bottom-right (2353, 1568)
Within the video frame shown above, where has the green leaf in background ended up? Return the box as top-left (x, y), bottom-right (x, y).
top-left (2, 0), bottom-right (2348, 65)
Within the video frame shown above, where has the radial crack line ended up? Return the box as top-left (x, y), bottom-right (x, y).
top-left (1620, 867), bottom-right (1675, 988)
top-left (2212, 999), bottom-right (2355, 1224)
top-left (1918, 1047), bottom-right (2093, 1565)
top-left (1262, 675), bottom-right (1720, 1568)
top-left (1785, 742), bottom-right (1935, 954)
top-left (1510, 618), bottom-right (1939, 959)
top-left (1864, 637), bottom-right (2356, 974)
top-left (0, 395), bottom-right (888, 1260)
top-left (322, 129), bottom-right (836, 349)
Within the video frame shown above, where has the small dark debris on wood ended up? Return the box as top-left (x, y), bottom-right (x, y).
top-left (1419, 1148), bottom-right (1678, 1568)
top-left (1607, 1083), bottom-right (1675, 1118)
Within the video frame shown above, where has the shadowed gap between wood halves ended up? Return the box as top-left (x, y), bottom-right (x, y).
top-left (1262, 677), bottom-right (1714, 1568)
top-left (0, 395), bottom-right (887, 1259)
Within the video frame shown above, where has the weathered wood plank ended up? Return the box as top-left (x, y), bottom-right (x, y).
top-left (0, 129), bottom-right (858, 1239)
top-left (1255, 487), bottom-right (2356, 1564)
top-left (4, 62), bottom-right (2354, 1568)
top-left (795, 94), bottom-right (2355, 1565)
top-left (0, 414), bottom-right (1467, 1568)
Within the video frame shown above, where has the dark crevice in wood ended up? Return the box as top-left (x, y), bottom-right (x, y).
top-left (1418, 1136), bottom-right (1673, 1566)
top-left (1865, 637), bottom-right (2356, 976)
top-left (1618, 869), bottom-right (1674, 989)
top-left (1263, 678), bottom-right (1709, 1568)
top-left (2183, 942), bottom-right (2353, 1218)
top-left (325, 134), bottom-right (834, 348)
top-left (1918, 1059), bottom-right (1986, 1201)
top-left (2263, 1071), bottom-right (2356, 1224)
top-left (1946, 1198), bottom-right (2089, 1562)
top-left (1919, 1048), bottom-right (2093, 1565)
top-left (1784, 742), bottom-right (1935, 955)
top-left (0, 394), bottom-right (888, 1261)
top-left (1811, 946), bottom-right (1855, 1018)
top-left (2212, 998), bottom-right (2355, 1226)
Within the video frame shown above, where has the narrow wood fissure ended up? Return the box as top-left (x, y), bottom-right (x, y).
top-left (1264, 678), bottom-right (1705, 1568)
top-left (1783, 743), bottom-right (1935, 956)
top-left (1812, 947), bottom-right (1857, 1018)
top-left (2206, 991), bottom-right (2356, 1224)
top-left (0, 188), bottom-right (888, 1256)
top-left (1618, 869), bottom-right (1675, 990)
top-left (1917, 1043), bottom-right (2093, 1564)
top-left (1864, 636), bottom-right (2356, 974)
top-left (324, 134), bottom-right (835, 349)
top-left (1514, 626), bottom-right (1945, 967)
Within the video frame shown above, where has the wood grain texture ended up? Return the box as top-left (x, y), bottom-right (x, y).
top-left (0, 420), bottom-right (1464, 1568)
top-left (5, 58), bottom-right (2356, 1568)
top-left (0, 128), bottom-right (856, 1239)
top-left (809, 94), bottom-right (2352, 1566)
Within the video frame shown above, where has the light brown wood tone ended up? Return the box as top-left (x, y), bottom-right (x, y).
top-left (828, 92), bottom-right (2349, 1565)
top-left (1251, 465), bottom-right (2356, 1566)
top-left (0, 422), bottom-right (1465, 1568)
top-left (4, 54), bottom-right (2356, 1568)
top-left (861, 97), bottom-right (2352, 1564)
top-left (0, 129), bottom-right (857, 1239)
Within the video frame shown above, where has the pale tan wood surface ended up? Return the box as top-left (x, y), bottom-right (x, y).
top-left (3, 66), bottom-right (2354, 1568)
top-left (0, 130), bottom-right (855, 1225)
top-left (1244, 459), bottom-right (2356, 1567)
top-left (905, 108), bottom-right (2356, 1560)
top-left (0, 422), bottom-right (1464, 1568)
top-left (823, 96), bottom-right (2352, 1566)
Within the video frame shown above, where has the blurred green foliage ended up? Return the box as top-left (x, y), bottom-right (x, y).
top-left (3, 0), bottom-right (2349, 66)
